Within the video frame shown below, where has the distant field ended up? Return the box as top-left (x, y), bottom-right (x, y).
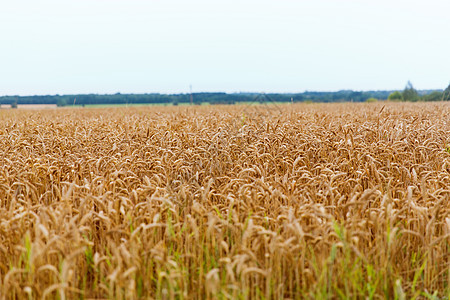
top-left (1, 102), bottom-right (336, 109)
top-left (74, 102), bottom-right (285, 108)
top-left (79, 103), bottom-right (178, 108)
top-left (0, 104), bottom-right (58, 109)
top-left (0, 103), bottom-right (449, 299)
top-left (17, 104), bottom-right (58, 109)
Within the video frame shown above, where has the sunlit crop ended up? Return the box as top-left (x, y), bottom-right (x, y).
top-left (0, 102), bottom-right (449, 299)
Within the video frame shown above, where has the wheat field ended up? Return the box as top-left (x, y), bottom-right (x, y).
top-left (0, 102), bottom-right (449, 299)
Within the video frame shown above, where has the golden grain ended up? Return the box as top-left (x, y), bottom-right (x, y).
top-left (0, 102), bottom-right (448, 299)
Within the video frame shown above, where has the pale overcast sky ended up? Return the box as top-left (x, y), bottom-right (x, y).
top-left (1, 0), bottom-right (449, 95)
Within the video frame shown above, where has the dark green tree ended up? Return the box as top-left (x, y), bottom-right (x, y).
top-left (57, 98), bottom-right (68, 107)
top-left (422, 91), bottom-right (443, 102)
top-left (11, 98), bottom-right (18, 109)
top-left (402, 81), bottom-right (419, 102)
top-left (442, 83), bottom-right (450, 101)
top-left (388, 91), bottom-right (403, 101)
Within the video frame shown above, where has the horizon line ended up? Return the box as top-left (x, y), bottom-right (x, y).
top-left (0, 88), bottom-right (445, 98)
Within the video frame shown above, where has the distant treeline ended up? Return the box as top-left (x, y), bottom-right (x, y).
top-left (0, 91), bottom-right (393, 106)
top-left (1, 84), bottom-right (448, 107)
